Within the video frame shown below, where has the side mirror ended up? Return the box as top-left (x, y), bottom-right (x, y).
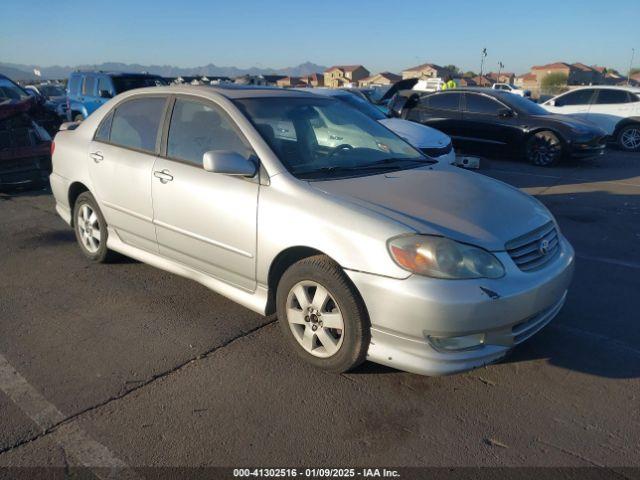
top-left (99, 90), bottom-right (113, 99)
top-left (203, 151), bottom-right (256, 177)
top-left (498, 108), bottom-right (515, 118)
top-left (547, 99), bottom-right (557, 107)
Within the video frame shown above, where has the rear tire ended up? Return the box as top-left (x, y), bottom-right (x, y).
top-left (73, 192), bottom-right (117, 263)
top-left (617, 124), bottom-right (640, 152)
top-left (276, 255), bottom-right (370, 373)
top-left (525, 131), bottom-right (563, 166)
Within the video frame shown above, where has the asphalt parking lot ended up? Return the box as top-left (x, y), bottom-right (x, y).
top-left (0, 150), bottom-right (639, 476)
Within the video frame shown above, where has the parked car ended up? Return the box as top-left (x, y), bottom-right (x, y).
top-left (541, 86), bottom-right (640, 151)
top-left (67, 71), bottom-right (167, 122)
top-left (25, 83), bottom-right (68, 119)
top-left (492, 83), bottom-right (531, 97)
top-left (390, 88), bottom-right (607, 166)
top-left (306, 88), bottom-right (455, 164)
top-left (50, 85), bottom-right (575, 376)
top-left (0, 75), bottom-right (52, 189)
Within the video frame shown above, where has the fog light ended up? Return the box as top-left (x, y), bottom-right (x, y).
top-left (428, 333), bottom-right (486, 352)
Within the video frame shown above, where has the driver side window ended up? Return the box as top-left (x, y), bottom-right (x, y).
top-left (167, 99), bottom-right (252, 166)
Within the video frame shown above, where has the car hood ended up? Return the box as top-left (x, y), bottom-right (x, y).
top-left (531, 113), bottom-right (605, 134)
top-left (379, 117), bottom-right (451, 149)
top-left (311, 165), bottom-right (552, 251)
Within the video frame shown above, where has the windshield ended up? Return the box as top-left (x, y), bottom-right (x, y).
top-left (111, 76), bottom-right (167, 94)
top-left (335, 93), bottom-right (386, 121)
top-left (505, 95), bottom-right (549, 115)
top-left (0, 78), bottom-right (31, 103)
top-left (234, 97), bottom-right (430, 180)
top-left (39, 85), bottom-right (65, 97)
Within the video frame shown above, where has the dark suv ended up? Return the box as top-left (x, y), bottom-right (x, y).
top-left (390, 88), bottom-right (607, 166)
top-left (67, 72), bottom-right (167, 122)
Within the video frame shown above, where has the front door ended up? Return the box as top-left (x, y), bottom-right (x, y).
top-left (88, 95), bottom-right (168, 252)
top-left (461, 93), bottom-right (519, 146)
top-left (151, 97), bottom-right (259, 290)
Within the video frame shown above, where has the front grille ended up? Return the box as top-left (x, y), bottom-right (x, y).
top-left (421, 142), bottom-right (453, 158)
top-left (506, 222), bottom-right (560, 271)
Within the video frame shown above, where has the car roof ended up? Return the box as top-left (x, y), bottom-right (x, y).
top-left (116, 84), bottom-right (322, 100)
top-left (560, 85), bottom-right (640, 93)
top-left (428, 87), bottom-right (514, 99)
top-left (298, 87), bottom-right (349, 97)
top-left (70, 71), bottom-right (163, 78)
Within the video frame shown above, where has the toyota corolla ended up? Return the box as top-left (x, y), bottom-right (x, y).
top-left (50, 85), bottom-right (574, 376)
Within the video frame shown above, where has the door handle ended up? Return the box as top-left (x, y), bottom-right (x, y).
top-left (89, 152), bottom-right (103, 163)
top-left (153, 170), bottom-right (174, 183)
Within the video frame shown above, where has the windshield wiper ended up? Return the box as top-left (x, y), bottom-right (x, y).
top-left (367, 157), bottom-right (437, 166)
top-left (295, 158), bottom-right (435, 177)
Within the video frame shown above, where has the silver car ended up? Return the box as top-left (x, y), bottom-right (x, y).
top-left (50, 85), bottom-right (575, 376)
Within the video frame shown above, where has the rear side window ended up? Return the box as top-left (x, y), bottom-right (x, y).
top-left (82, 76), bottom-right (96, 96)
top-left (68, 75), bottom-right (81, 95)
top-left (594, 89), bottom-right (632, 105)
top-left (97, 77), bottom-right (113, 96)
top-left (167, 98), bottom-right (251, 166)
top-left (94, 111), bottom-right (114, 143)
top-left (427, 93), bottom-right (461, 111)
top-left (109, 97), bottom-right (166, 153)
top-left (555, 89), bottom-right (594, 106)
top-left (465, 94), bottom-right (502, 114)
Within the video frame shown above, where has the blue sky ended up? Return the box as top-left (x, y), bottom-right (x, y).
top-left (1, 0), bottom-right (638, 74)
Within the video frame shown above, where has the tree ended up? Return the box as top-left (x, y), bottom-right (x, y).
top-left (443, 65), bottom-right (460, 77)
top-left (541, 72), bottom-right (568, 94)
top-left (463, 71), bottom-right (477, 78)
top-left (630, 67), bottom-right (640, 76)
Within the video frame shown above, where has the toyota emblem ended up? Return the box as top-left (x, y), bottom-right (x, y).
top-left (538, 239), bottom-right (550, 256)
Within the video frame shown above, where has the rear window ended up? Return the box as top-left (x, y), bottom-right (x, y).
top-left (112, 76), bottom-right (167, 94)
top-left (109, 97), bottom-right (166, 152)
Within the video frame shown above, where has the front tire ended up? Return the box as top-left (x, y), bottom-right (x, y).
top-left (276, 255), bottom-right (370, 373)
top-left (525, 131), bottom-right (563, 166)
top-left (617, 124), bottom-right (640, 152)
top-left (73, 192), bottom-right (116, 263)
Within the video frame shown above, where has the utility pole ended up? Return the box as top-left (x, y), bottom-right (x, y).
top-left (498, 61), bottom-right (504, 77)
top-left (479, 48), bottom-right (487, 80)
top-left (628, 48), bottom-right (635, 86)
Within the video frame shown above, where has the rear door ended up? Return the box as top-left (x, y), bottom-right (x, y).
top-left (407, 92), bottom-right (463, 139)
top-left (81, 74), bottom-right (101, 116)
top-left (88, 95), bottom-right (168, 253)
top-left (587, 89), bottom-right (638, 135)
top-left (461, 93), bottom-right (518, 145)
top-left (151, 96), bottom-right (259, 290)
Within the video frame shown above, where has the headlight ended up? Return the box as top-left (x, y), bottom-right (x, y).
top-left (388, 235), bottom-right (505, 279)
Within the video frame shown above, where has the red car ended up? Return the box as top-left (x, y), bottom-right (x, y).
top-left (0, 74), bottom-right (56, 190)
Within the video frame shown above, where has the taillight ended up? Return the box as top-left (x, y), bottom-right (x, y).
top-left (51, 141), bottom-right (55, 156)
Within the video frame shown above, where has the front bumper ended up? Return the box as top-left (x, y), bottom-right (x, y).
top-left (567, 136), bottom-right (607, 158)
top-left (346, 234), bottom-right (575, 376)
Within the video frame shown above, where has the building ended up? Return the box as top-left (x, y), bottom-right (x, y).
top-left (515, 73), bottom-right (537, 90)
top-left (486, 72), bottom-right (515, 84)
top-left (530, 62), bottom-right (603, 86)
top-left (323, 65), bottom-right (370, 88)
top-left (402, 63), bottom-right (451, 80)
top-left (471, 75), bottom-right (494, 87)
top-left (234, 74), bottom-right (285, 86)
top-left (300, 73), bottom-right (324, 88)
top-left (276, 76), bottom-right (306, 88)
top-left (359, 71), bottom-right (401, 87)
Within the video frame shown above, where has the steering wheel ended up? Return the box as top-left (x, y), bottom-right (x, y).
top-left (328, 144), bottom-right (354, 158)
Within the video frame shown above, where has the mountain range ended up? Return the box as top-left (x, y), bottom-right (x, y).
top-left (0, 61), bottom-right (328, 81)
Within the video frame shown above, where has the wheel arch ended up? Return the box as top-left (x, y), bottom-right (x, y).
top-left (613, 117), bottom-right (640, 137)
top-left (67, 181), bottom-right (90, 226)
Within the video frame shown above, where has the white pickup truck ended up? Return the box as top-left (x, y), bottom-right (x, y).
top-left (492, 83), bottom-right (531, 97)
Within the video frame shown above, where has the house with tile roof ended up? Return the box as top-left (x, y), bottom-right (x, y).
top-left (323, 65), bottom-right (370, 88)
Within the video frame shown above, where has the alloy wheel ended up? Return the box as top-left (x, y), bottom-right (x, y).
top-left (77, 203), bottom-right (101, 253)
top-left (528, 132), bottom-right (562, 166)
top-left (286, 281), bottom-right (345, 358)
top-left (620, 127), bottom-right (640, 151)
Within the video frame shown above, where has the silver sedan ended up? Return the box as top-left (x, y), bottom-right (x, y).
top-left (50, 85), bottom-right (574, 376)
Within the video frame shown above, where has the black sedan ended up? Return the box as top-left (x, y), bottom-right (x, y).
top-left (389, 88), bottom-right (607, 166)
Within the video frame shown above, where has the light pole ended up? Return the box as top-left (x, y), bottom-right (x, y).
top-left (628, 48), bottom-right (635, 86)
top-left (498, 61), bottom-right (504, 78)
top-left (479, 48), bottom-right (487, 80)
